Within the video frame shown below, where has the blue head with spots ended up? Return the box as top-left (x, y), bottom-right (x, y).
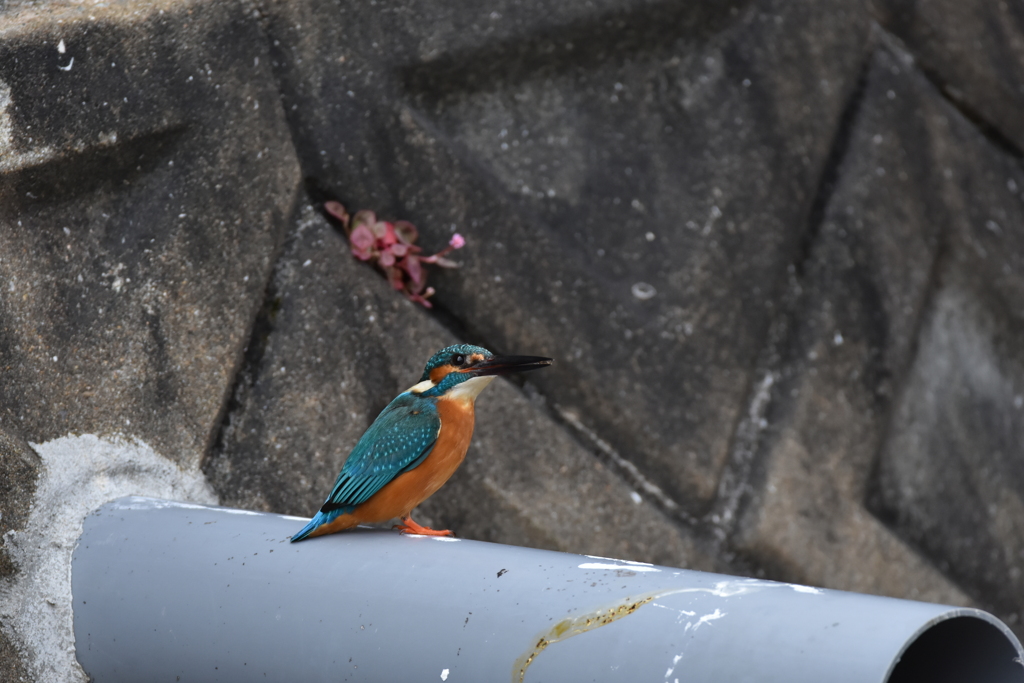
top-left (417, 344), bottom-right (553, 399)
top-left (420, 344), bottom-right (493, 382)
top-left (418, 344), bottom-right (491, 396)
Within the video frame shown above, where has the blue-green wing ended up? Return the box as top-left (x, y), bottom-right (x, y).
top-left (319, 392), bottom-right (440, 512)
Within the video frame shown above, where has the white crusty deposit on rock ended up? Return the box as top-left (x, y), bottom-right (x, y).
top-left (0, 434), bottom-right (217, 683)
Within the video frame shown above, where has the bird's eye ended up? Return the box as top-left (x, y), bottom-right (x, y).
top-left (453, 354), bottom-right (466, 366)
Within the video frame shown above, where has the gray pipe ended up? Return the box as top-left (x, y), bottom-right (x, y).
top-left (72, 497), bottom-right (1023, 682)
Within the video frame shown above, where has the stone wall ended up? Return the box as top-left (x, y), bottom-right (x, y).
top-left (1, 0), bottom-right (1023, 678)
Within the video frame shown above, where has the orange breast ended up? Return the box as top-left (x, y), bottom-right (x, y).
top-left (351, 397), bottom-right (476, 524)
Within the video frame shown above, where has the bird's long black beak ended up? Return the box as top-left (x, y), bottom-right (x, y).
top-left (471, 355), bottom-right (553, 377)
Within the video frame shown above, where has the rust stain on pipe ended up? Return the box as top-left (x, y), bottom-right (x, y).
top-left (511, 593), bottom-right (657, 683)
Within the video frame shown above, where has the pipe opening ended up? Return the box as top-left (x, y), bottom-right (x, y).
top-left (887, 615), bottom-right (1023, 683)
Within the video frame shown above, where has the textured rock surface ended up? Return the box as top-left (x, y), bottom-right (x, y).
top-left (874, 0), bottom-right (1024, 150)
top-left (0, 0), bottom-right (300, 676)
top-left (874, 281), bottom-right (1024, 625)
top-left (0, 0), bottom-right (300, 468)
top-left (0, 423), bottom-right (38, 683)
top-left (261, 0), bottom-right (873, 513)
top-left (733, 37), bottom-right (1024, 626)
top-left (864, 42), bottom-right (1024, 626)
top-left (0, 424), bottom-right (37, 580)
top-left (207, 207), bottom-right (715, 569)
top-left (729, 45), bottom-right (969, 604)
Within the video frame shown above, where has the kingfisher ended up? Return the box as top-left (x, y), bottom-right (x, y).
top-left (291, 344), bottom-right (552, 541)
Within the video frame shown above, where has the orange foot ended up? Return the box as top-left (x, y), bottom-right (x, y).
top-left (394, 516), bottom-right (454, 537)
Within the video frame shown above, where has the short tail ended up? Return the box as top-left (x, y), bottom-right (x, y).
top-left (290, 508), bottom-right (347, 543)
top-left (292, 509), bottom-right (335, 540)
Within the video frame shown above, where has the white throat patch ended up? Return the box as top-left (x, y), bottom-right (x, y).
top-left (407, 375), bottom-right (497, 402)
top-left (446, 375), bottom-right (496, 402)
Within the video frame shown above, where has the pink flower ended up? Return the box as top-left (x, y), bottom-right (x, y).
top-left (394, 221), bottom-right (419, 245)
top-left (324, 201), bottom-right (350, 228)
top-left (420, 232), bottom-right (466, 268)
top-left (407, 286), bottom-right (436, 308)
top-left (325, 201), bottom-right (468, 308)
top-left (349, 225), bottom-right (376, 261)
top-left (350, 210), bottom-right (377, 233)
top-left (400, 255), bottom-right (423, 285)
top-left (374, 222), bottom-right (397, 247)
top-left (386, 266), bottom-right (405, 291)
